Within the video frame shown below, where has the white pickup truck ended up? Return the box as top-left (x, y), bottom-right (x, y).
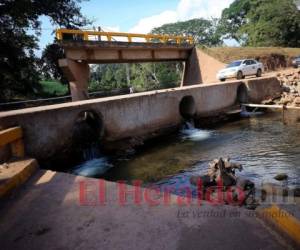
top-left (217, 59), bottom-right (264, 81)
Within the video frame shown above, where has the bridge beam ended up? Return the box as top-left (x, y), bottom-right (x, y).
top-left (59, 59), bottom-right (90, 101)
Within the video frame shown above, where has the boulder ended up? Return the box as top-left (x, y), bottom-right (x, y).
top-left (274, 173), bottom-right (288, 181)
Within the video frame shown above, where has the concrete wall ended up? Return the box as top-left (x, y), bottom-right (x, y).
top-left (244, 77), bottom-right (282, 103)
top-left (196, 49), bottom-right (226, 83)
top-left (0, 77), bottom-right (281, 162)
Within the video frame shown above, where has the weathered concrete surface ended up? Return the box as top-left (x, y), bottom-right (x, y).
top-left (0, 170), bottom-right (288, 250)
top-left (244, 77), bottom-right (282, 103)
top-left (60, 41), bottom-right (193, 63)
top-left (59, 59), bottom-right (90, 101)
top-left (0, 158), bottom-right (38, 198)
top-left (0, 77), bottom-right (281, 162)
top-left (181, 48), bottom-right (202, 86)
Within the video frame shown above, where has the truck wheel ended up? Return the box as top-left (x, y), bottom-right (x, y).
top-left (220, 78), bottom-right (226, 82)
top-left (256, 69), bottom-right (262, 77)
top-left (237, 71), bottom-right (243, 80)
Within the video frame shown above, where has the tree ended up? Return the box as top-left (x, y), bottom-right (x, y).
top-left (218, 0), bottom-right (251, 43)
top-left (220, 0), bottom-right (300, 47)
top-left (40, 42), bottom-right (68, 85)
top-left (0, 0), bottom-right (89, 101)
top-left (89, 62), bottom-right (182, 92)
top-left (152, 18), bottom-right (223, 46)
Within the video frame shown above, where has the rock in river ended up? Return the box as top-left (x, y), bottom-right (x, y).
top-left (274, 173), bottom-right (288, 181)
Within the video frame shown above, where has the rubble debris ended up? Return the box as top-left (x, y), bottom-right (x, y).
top-left (273, 69), bottom-right (300, 106)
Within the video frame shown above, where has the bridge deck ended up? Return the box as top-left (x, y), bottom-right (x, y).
top-left (60, 41), bottom-right (194, 63)
top-left (60, 40), bottom-right (194, 50)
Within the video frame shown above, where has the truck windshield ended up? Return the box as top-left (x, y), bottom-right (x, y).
top-left (226, 61), bottom-right (242, 68)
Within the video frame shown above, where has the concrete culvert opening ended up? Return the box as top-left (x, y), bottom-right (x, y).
top-left (72, 110), bottom-right (104, 161)
top-left (179, 96), bottom-right (196, 119)
top-left (237, 84), bottom-right (249, 104)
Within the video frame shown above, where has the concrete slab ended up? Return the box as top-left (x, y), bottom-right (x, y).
top-left (0, 158), bottom-right (38, 198)
top-left (0, 170), bottom-right (290, 250)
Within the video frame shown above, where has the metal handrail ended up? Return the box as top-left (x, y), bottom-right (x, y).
top-left (56, 28), bottom-right (194, 44)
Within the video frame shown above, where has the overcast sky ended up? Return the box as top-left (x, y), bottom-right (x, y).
top-left (37, 0), bottom-right (235, 53)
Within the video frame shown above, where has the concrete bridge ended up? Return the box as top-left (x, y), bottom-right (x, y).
top-left (0, 30), bottom-right (283, 164)
top-left (57, 29), bottom-right (204, 101)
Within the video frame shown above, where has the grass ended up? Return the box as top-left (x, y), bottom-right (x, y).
top-left (40, 80), bottom-right (68, 97)
top-left (201, 47), bottom-right (300, 64)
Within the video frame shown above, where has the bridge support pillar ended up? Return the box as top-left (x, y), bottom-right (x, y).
top-left (59, 59), bottom-right (90, 101)
top-left (181, 48), bottom-right (202, 86)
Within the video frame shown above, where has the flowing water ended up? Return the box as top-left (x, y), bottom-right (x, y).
top-left (69, 113), bottom-right (300, 195)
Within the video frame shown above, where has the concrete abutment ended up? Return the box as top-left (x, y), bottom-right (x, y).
top-left (181, 48), bottom-right (202, 86)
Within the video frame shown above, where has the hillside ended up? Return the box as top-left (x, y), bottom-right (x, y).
top-left (201, 47), bottom-right (300, 71)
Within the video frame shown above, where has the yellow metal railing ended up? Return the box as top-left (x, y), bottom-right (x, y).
top-left (56, 29), bottom-right (194, 44)
top-left (0, 126), bottom-right (24, 158)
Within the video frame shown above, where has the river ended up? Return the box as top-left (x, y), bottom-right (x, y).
top-left (69, 112), bottom-right (300, 195)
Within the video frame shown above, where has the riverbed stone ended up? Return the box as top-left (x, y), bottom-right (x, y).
top-left (274, 173), bottom-right (288, 181)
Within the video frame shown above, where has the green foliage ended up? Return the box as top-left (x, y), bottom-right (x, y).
top-left (219, 0), bottom-right (251, 42)
top-left (89, 62), bottom-right (182, 92)
top-left (40, 80), bottom-right (68, 96)
top-left (40, 42), bottom-right (69, 85)
top-left (220, 0), bottom-right (300, 47)
top-left (152, 18), bottom-right (223, 46)
top-left (89, 64), bottom-right (129, 91)
top-left (0, 0), bottom-right (89, 101)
